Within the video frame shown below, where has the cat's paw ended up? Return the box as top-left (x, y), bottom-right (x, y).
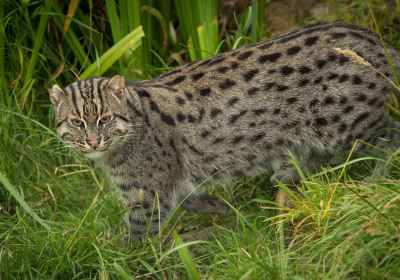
top-left (270, 161), bottom-right (300, 185)
top-left (183, 194), bottom-right (230, 216)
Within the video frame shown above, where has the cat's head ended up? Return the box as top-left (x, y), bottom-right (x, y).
top-left (48, 75), bottom-right (132, 159)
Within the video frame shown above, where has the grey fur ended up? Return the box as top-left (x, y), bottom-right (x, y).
top-left (49, 23), bottom-right (400, 240)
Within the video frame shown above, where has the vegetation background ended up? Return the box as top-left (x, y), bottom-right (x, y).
top-left (0, 0), bottom-right (400, 279)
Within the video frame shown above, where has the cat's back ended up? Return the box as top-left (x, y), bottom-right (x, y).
top-left (153, 23), bottom-right (397, 95)
top-left (127, 23), bottom-right (399, 179)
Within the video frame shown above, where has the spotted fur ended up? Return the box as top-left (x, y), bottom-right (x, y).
top-left (49, 23), bottom-right (400, 241)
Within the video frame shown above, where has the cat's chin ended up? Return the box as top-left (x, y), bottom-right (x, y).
top-left (83, 150), bottom-right (106, 160)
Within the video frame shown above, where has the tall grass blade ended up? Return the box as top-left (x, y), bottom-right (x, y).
top-left (21, 0), bottom-right (50, 102)
top-left (172, 231), bottom-right (201, 280)
top-left (79, 26), bottom-right (144, 80)
top-left (113, 262), bottom-right (136, 280)
top-left (0, 171), bottom-right (50, 231)
top-left (61, 0), bottom-right (80, 42)
top-left (50, 2), bottom-right (89, 67)
top-left (0, 0), bottom-right (6, 100)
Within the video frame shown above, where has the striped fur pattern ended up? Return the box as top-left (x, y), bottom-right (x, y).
top-left (49, 23), bottom-right (400, 241)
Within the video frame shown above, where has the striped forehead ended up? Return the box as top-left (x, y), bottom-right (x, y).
top-left (64, 78), bottom-right (109, 118)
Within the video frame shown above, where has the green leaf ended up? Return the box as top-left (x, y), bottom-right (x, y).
top-left (172, 231), bottom-right (201, 280)
top-left (0, 171), bottom-right (50, 231)
top-left (79, 26), bottom-right (144, 80)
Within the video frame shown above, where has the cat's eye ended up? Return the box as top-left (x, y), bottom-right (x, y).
top-left (70, 119), bottom-right (84, 127)
top-left (99, 115), bottom-right (113, 125)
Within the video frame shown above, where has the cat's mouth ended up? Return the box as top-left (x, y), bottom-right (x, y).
top-left (75, 138), bottom-right (110, 158)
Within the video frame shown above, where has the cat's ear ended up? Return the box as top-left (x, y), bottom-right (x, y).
top-left (48, 84), bottom-right (65, 107)
top-left (107, 75), bottom-right (126, 103)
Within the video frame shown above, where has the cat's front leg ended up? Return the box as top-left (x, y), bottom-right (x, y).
top-left (122, 187), bottom-right (173, 241)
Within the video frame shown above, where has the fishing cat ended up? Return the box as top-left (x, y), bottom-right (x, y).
top-left (49, 23), bottom-right (400, 240)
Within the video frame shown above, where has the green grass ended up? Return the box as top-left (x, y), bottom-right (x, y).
top-left (1, 0), bottom-right (400, 279)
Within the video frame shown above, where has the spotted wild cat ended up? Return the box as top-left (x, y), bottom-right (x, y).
top-left (49, 23), bottom-right (400, 240)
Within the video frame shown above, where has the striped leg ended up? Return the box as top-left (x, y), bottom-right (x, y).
top-left (123, 188), bottom-right (173, 241)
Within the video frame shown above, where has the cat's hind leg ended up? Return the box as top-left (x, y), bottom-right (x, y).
top-left (182, 194), bottom-right (230, 216)
top-left (124, 188), bottom-right (173, 242)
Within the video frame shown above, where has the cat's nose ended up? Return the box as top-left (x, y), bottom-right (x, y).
top-left (86, 138), bottom-right (100, 149)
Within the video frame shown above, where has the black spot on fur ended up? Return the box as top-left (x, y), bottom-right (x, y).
top-left (309, 99), bottom-right (319, 107)
top-left (244, 69), bottom-right (259, 82)
top-left (355, 93), bottom-right (367, 102)
top-left (322, 85), bottom-right (328, 91)
top-left (299, 66), bottom-right (311, 74)
top-left (258, 41), bottom-right (274, 50)
top-left (286, 97), bottom-right (297, 104)
top-left (281, 66), bottom-right (295, 76)
top-left (305, 36), bottom-right (319, 46)
top-left (247, 87), bottom-right (259, 96)
top-left (323, 96), bottom-right (335, 105)
top-left (251, 132), bottom-right (266, 141)
top-left (331, 32), bottom-right (346, 39)
top-left (254, 108), bottom-right (267, 115)
top-left (339, 74), bottom-right (349, 82)
top-left (316, 60), bottom-right (327, 68)
top-left (314, 76), bottom-right (323, 84)
top-left (199, 88), bottom-right (211, 96)
top-left (368, 83), bottom-right (376, 89)
top-left (192, 72), bottom-right (205, 81)
top-left (187, 115), bottom-right (196, 123)
top-left (210, 108), bottom-right (222, 118)
top-left (177, 112), bottom-right (186, 122)
top-left (228, 97), bottom-right (240, 106)
top-left (208, 56), bottom-right (226, 66)
top-left (367, 97), bottom-right (378, 106)
top-left (299, 79), bottom-right (309, 87)
top-left (137, 89), bottom-right (151, 98)
top-left (155, 136), bottom-right (163, 147)
top-left (353, 75), bottom-right (363, 85)
top-left (343, 105), bottom-right (354, 113)
top-left (201, 130), bottom-right (210, 138)
top-left (339, 96), bottom-right (348, 104)
top-left (258, 52), bottom-right (282, 63)
top-left (184, 91), bottom-right (193, 100)
top-left (332, 115), bottom-right (341, 123)
top-left (337, 123), bottom-right (347, 133)
top-left (273, 108), bottom-right (281, 114)
top-left (176, 96), bottom-right (185, 105)
top-left (338, 56), bottom-right (349, 65)
top-left (351, 112), bottom-right (370, 129)
top-left (161, 114), bottom-right (175, 126)
top-left (217, 66), bottom-right (229, 73)
top-left (264, 82), bottom-right (276, 90)
top-left (219, 79), bottom-right (236, 90)
top-left (212, 137), bottom-right (225, 144)
top-left (229, 110), bottom-right (247, 124)
top-left (287, 46), bottom-right (302, 55)
top-left (277, 85), bottom-right (289, 92)
top-left (237, 50), bottom-right (254, 60)
top-left (327, 53), bottom-right (337, 62)
top-left (315, 117), bottom-right (328, 126)
top-left (327, 73), bottom-right (338, 80)
top-left (230, 62), bottom-right (239, 69)
top-left (232, 135), bottom-right (244, 144)
top-left (165, 75), bottom-right (186, 86)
